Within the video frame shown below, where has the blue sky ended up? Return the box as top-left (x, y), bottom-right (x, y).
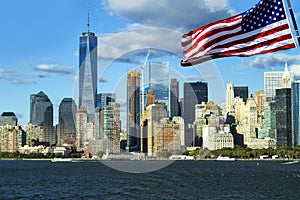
top-left (1, 0), bottom-right (300, 126)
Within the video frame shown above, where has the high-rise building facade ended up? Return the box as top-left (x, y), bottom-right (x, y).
top-left (258, 102), bottom-right (277, 139)
top-left (264, 65), bottom-right (294, 102)
top-left (79, 27), bottom-right (98, 122)
top-left (102, 102), bottom-right (121, 153)
top-left (254, 90), bottom-right (266, 128)
top-left (96, 93), bottom-right (116, 109)
top-left (148, 62), bottom-right (169, 108)
top-left (75, 106), bottom-right (88, 149)
top-left (0, 125), bottom-right (26, 152)
top-left (127, 70), bottom-right (141, 152)
top-left (292, 81), bottom-right (300, 146)
top-left (226, 83), bottom-right (234, 113)
top-left (183, 81), bottom-right (208, 147)
top-left (170, 78), bottom-right (180, 117)
top-left (0, 112), bottom-right (17, 126)
top-left (23, 124), bottom-right (44, 144)
top-left (275, 88), bottom-right (292, 147)
top-left (146, 103), bottom-right (168, 156)
top-left (30, 91), bottom-right (54, 145)
top-left (183, 81), bottom-right (208, 123)
top-left (57, 98), bottom-right (77, 146)
top-left (236, 96), bottom-right (258, 145)
top-left (234, 86), bottom-right (248, 102)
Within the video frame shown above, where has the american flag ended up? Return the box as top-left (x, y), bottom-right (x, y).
top-left (181, 0), bottom-right (296, 66)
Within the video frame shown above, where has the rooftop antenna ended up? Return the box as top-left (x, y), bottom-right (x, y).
top-left (87, 0), bottom-right (90, 33)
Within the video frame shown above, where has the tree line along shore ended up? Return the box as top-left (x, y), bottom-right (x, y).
top-left (1, 146), bottom-right (300, 160)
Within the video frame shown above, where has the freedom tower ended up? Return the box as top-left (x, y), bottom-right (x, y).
top-left (79, 11), bottom-right (97, 122)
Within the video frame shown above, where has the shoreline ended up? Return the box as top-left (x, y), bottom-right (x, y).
top-left (1, 158), bottom-right (300, 162)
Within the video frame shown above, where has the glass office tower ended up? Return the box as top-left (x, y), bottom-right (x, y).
top-left (292, 81), bottom-right (300, 146)
top-left (30, 91), bottom-right (54, 145)
top-left (79, 30), bottom-right (98, 122)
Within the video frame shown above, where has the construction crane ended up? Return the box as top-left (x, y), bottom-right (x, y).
top-left (141, 50), bottom-right (151, 114)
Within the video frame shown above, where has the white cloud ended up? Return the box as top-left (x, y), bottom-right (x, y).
top-left (100, 0), bottom-right (235, 64)
top-left (290, 64), bottom-right (300, 79)
top-left (10, 79), bottom-right (37, 85)
top-left (98, 27), bottom-right (183, 62)
top-left (73, 51), bottom-right (79, 57)
top-left (35, 64), bottom-right (75, 75)
top-left (104, 0), bottom-right (234, 31)
top-left (249, 54), bottom-right (300, 69)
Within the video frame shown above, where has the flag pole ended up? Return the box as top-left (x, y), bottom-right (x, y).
top-left (286, 0), bottom-right (300, 45)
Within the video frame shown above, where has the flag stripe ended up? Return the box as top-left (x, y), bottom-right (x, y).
top-left (185, 19), bottom-right (292, 60)
top-left (182, 39), bottom-right (295, 66)
top-left (191, 21), bottom-right (292, 59)
top-left (215, 35), bottom-right (294, 56)
top-left (182, 15), bottom-right (242, 50)
top-left (212, 23), bottom-right (291, 51)
top-left (182, 23), bottom-right (242, 56)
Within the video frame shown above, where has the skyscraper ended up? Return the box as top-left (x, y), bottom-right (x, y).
top-left (264, 64), bottom-right (293, 102)
top-left (79, 16), bottom-right (98, 122)
top-left (170, 78), bottom-right (180, 117)
top-left (226, 83), bottom-right (234, 113)
top-left (183, 81), bottom-right (208, 147)
top-left (183, 81), bottom-right (208, 124)
top-left (102, 102), bottom-right (121, 153)
top-left (148, 62), bottom-right (169, 111)
top-left (226, 83), bottom-right (249, 114)
top-left (96, 93), bottom-right (116, 109)
top-left (274, 88), bottom-right (292, 147)
top-left (30, 91), bottom-right (54, 145)
top-left (292, 81), bottom-right (300, 146)
top-left (254, 90), bottom-right (266, 128)
top-left (0, 112), bottom-right (17, 126)
top-left (76, 106), bottom-right (88, 149)
top-left (234, 86), bottom-right (248, 102)
top-left (127, 70), bottom-right (141, 152)
top-left (57, 98), bottom-right (77, 146)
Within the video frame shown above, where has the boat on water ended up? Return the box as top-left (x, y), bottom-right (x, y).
top-left (169, 155), bottom-right (195, 160)
top-left (216, 156), bottom-right (236, 162)
top-left (51, 158), bottom-right (73, 162)
top-left (281, 160), bottom-right (299, 165)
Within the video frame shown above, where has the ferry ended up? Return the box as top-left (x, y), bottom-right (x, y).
top-left (51, 158), bottom-right (73, 162)
top-left (216, 156), bottom-right (236, 162)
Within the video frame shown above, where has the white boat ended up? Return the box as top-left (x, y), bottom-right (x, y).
top-left (169, 155), bottom-right (195, 160)
top-left (51, 158), bottom-right (73, 162)
top-left (216, 156), bottom-right (236, 162)
top-left (281, 160), bottom-right (299, 165)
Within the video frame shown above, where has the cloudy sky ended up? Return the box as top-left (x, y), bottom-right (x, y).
top-left (1, 0), bottom-right (300, 126)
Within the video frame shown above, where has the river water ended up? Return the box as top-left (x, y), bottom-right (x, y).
top-left (0, 160), bottom-right (299, 199)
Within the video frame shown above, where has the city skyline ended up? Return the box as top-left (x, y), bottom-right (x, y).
top-left (1, 0), bottom-right (300, 126)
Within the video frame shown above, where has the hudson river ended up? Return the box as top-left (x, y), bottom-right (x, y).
top-left (0, 160), bottom-right (299, 199)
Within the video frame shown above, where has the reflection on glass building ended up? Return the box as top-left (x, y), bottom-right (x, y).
top-left (292, 81), bottom-right (300, 146)
top-left (30, 91), bottom-right (54, 145)
top-left (57, 98), bottom-right (77, 146)
top-left (274, 88), bottom-right (292, 147)
top-left (0, 112), bottom-right (18, 126)
top-left (148, 62), bottom-right (169, 112)
top-left (79, 29), bottom-right (98, 122)
top-left (96, 93), bottom-right (116, 109)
